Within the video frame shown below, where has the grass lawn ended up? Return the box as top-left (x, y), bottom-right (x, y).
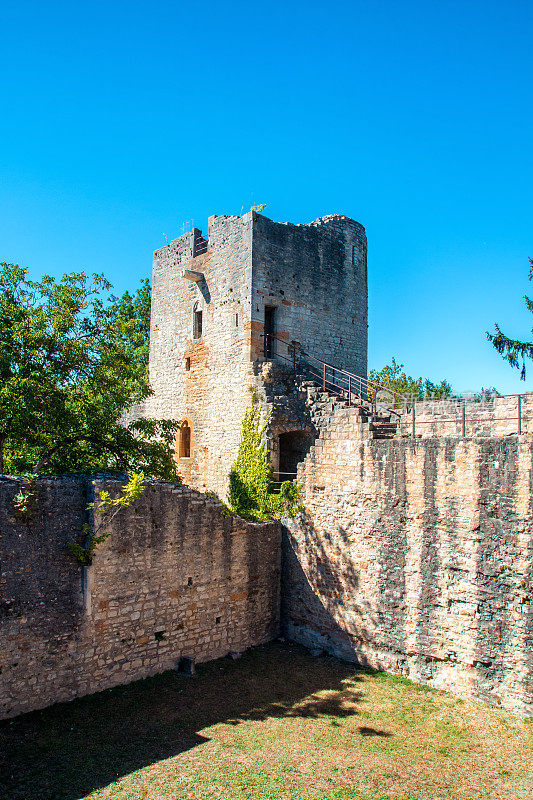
top-left (1, 642), bottom-right (531, 800)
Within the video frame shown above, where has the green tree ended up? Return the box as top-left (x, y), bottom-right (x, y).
top-left (487, 257), bottom-right (533, 379)
top-left (0, 263), bottom-right (178, 478)
top-left (108, 278), bottom-right (151, 378)
top-left (368, 358), bottom-right (453, 402)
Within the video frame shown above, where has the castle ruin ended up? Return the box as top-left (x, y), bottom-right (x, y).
top-left (1, 210), bottom-right (532, 720)
top-left (143, 210), bottom-right (367, 495)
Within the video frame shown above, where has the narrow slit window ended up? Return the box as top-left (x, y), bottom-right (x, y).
top-left (178, 421), bottom-right (191, 458)
top-left (235, 312), bottom-right (239, 327)
top-left (193, 302), bottom-right (203, 340)
top-left (264, 305), bottom-right (276, 358)
top-left (185, 357), bottom-right (191, 371)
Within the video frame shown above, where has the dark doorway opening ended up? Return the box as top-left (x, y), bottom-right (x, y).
top-left (278, 431), bottom-right (314, 481)
top-left (264, 305), bottom-right (276, 358)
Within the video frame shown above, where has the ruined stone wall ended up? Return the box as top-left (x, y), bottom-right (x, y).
top-left (397, 393), bottom-right (533, 439)
top-left (251, 213), bottom-right (367, 376)
top-left (0, 477), bottom-right (281, 720)
top-left (145, 214), bottom-right (255, 497)
top-left (282, 407), bottom-right (533, 716)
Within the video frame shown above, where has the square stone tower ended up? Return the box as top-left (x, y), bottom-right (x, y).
top-left (144, 210), bottom-right (367, 496)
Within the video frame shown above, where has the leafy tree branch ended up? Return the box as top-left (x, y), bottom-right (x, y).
top-left (368, 358), bottom-right (453, 402)
top-left (487, 258), bottom-right (533, 379)
top-left (0, 263), bottom-right (178, 479)
top-left (67, 472), bottom-right (146, 565)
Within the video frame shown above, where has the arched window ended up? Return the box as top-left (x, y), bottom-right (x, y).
top-left (178, 421), bottom-right (191, 458)
top-left (193, 302), bottom-right (203, 340)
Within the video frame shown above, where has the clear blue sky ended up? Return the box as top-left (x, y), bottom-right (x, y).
top-left (1, 0), bottom-right (532, 393)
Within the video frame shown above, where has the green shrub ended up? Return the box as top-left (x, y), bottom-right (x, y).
top-left (229, 401), bottom-right (301, 521)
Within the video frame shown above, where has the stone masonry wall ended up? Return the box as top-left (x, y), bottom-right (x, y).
top-left (0, 477), bottom-right (281, 720)
top-left (282, 404), bottom-right (533, 716)
top-left (252, 214), bottom-right (368, 375)
top-left (144, 214), bottom-right (255, 498)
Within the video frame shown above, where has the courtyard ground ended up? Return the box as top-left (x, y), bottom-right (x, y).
top-left (0, 642), bottom-right (531, 800)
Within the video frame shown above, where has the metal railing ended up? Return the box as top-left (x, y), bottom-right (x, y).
top-left (404, 395), bottom-right (525, 438)
top-left (264, 333), bottom-right (410, 423)
top-left (263, 333), bottom-right (528, 439)
top-left (271, 470), bottom-right (298, 491)
top-left (193, 239), bottom-right (208, 257)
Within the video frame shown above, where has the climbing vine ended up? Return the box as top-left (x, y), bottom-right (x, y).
top-left (67, 472), bottom-right (146, 565)
top-left (229, 401), bottom-right (301, 521)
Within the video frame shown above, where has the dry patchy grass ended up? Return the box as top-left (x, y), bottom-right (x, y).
top-left (0, 642), bottom-right (531, 800)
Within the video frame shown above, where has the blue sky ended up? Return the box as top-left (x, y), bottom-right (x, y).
top-left (1, 0), bottom-right (532, 393)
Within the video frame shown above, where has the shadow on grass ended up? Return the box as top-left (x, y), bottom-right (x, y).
top-left (0, 641), bottom-right (367, 800)
top-left (358, 726), bottom-right (392, 737)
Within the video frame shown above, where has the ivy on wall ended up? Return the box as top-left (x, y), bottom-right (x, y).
top-left (229, 400), bottom-right (301, 521)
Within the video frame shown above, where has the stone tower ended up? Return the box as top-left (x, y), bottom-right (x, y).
top-left (144, 210), bottom-right (367, 496)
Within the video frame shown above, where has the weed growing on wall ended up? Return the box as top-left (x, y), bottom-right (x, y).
top-left (229, 402), bottom-right (301, 521)
top-left (67, 472), bottom-right (146, 565)
top-left (12, 473), bottom-right (39, 521)
top-left (203, 491), bottom-right (233, 517)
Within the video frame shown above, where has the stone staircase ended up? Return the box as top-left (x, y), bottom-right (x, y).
top-left (370, 417), bottom-right (399, 440)
top-left (296, 378), bottom-right (398, 440)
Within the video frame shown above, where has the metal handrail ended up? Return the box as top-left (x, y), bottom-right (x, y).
top-left (263, 333), bottom-right (527, 439)
top-left (304, 353), bottom-right (409, 414)
top-left (263, 333), bottom-right (410, 421)
top-left (271, 470), bottom-right (298, 492)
